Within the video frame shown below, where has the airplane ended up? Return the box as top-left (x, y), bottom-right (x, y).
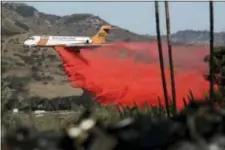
top-left (23, 25), bottom-right (116, 53)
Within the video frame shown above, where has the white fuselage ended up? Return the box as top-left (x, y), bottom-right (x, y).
top-left (47, 36), bottom-right (92, 45)
top-left (24, 35), bottom-right (93, 47)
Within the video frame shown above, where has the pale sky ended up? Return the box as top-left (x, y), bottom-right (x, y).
top-left (24, 1), bottom-right (225, 35)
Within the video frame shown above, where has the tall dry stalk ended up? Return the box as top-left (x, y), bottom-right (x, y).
top-left (154, 1), bottom-right (170, 116)
top-left (165, 1), bottom-right (177, 114)
top-left (209, 1), bottom-right (214, 101)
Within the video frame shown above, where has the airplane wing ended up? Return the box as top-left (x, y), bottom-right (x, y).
top-left (65, 43), bottom-right (113, 49)
top-left (57, 43), bottom-right (113, 53)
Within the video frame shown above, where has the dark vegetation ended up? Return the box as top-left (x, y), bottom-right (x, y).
top-left (4, 91), bottom-right (95, 112)
top-left (2, 101), bottom-right (225, 150)
top-left (6, 76), bottom-right (31, 89)
top-left (14, 20), bottom-right (29, 31)
top-left (63, 14), bottom-right (94, 24)
top-left (204, 46), bottom-right (225, 107)
top-left (5, 3), bottom-right (38, 17)
top-left (2, 27), bottom-right (21, 36)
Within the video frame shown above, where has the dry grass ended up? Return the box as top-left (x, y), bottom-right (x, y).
top-left (27, 82), bottom-right (83, 99)
top-left (2, 105), bottom-right (123, 131)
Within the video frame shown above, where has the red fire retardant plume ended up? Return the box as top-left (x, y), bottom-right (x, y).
top-left (55, 41), bottom-right (212, 110)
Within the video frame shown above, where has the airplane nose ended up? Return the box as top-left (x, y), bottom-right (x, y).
top-left (24, 40), bottom-right (30, 46)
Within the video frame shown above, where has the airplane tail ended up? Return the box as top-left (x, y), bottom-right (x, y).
top-left (91, 25), bottom-right (113, 44)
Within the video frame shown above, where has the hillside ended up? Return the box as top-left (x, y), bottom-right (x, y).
top-left (169, 30), bottom-right (225, 45)
top-left (1, 2), bottom-right (225, 110)
top-left (1, 2), bottom-right (154, 110)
